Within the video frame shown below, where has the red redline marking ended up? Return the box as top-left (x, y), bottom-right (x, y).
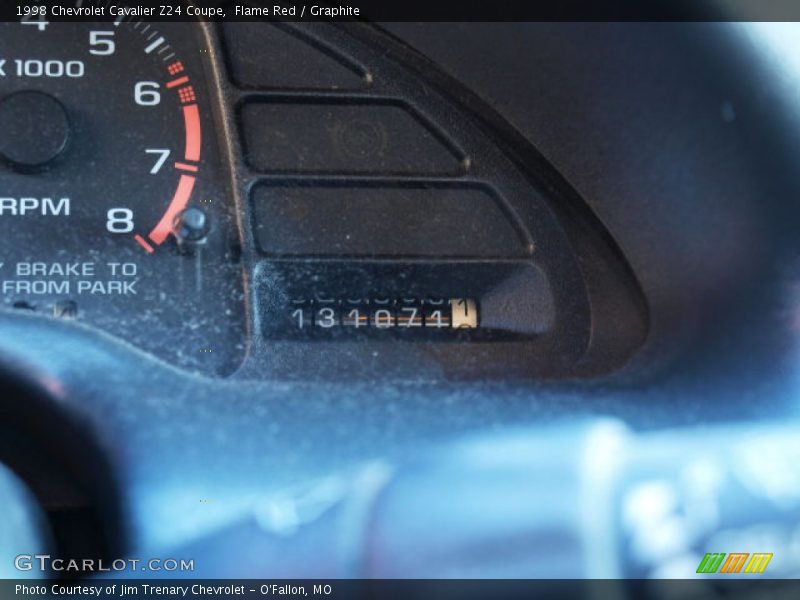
top-left (148, 175), bottom-right (196, 245)
top-left (183, 104), bottom-right (201, 162)
top-left (166, 75), bottom-right (190, 89)
top-left (134, 234), bottom-right (155, 254)
top-left (177, 86), bottom-right (196, 105)
top-left (174, 161), bottom-right (198, 173)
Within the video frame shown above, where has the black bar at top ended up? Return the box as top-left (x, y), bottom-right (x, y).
top-left (3, 0), bottom-right (800, 22)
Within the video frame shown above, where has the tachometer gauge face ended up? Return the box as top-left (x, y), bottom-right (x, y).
top-left (0, 16), bottom-right (247, 376)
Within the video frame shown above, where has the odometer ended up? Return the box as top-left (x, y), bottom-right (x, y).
top-left (0, 11), bottom-right (246, 375)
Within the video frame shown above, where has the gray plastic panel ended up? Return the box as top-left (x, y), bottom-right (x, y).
top-left (221, 21), bottom-right (368, 90)
top-left (252, 182), bottom-right (528, 258)
top-left (239, 99), bottom-right (466, 175)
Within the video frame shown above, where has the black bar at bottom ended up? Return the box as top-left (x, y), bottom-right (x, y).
top-left (2, 579), bottom-right (799, 600)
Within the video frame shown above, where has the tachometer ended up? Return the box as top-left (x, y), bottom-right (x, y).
top-left (0, 11), bottom-right (246, 375)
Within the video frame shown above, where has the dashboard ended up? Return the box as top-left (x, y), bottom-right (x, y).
top-left (0, 12), bottom-right (648, 381)
top-left (1, 3), bottom-right (800, 587)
